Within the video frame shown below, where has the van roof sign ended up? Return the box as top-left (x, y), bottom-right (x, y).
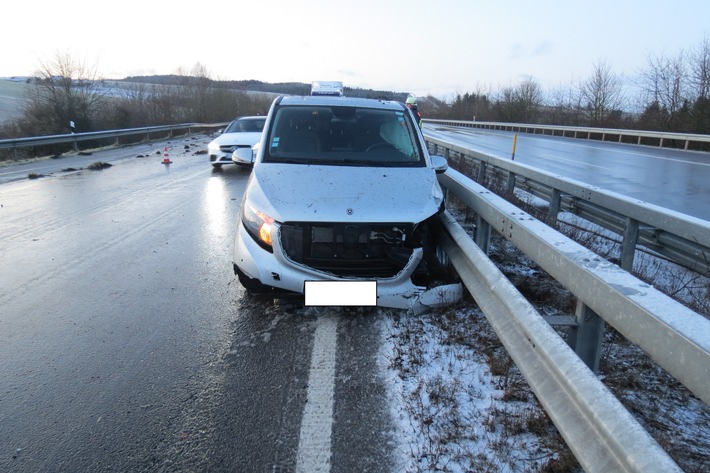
top-left (311, 81), bottom-right (344, 96)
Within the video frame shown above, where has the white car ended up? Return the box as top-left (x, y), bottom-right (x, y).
top-left (207, 116), bottom-right (266, 168)
top-left (232, 95), bottom-right (461, 312)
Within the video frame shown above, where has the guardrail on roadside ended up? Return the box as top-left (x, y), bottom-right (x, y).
top-left (436, 167), bottom-right (710, 471)
top-left (425, 118), bottom-right (710, 150)
top-left (0, 122), bottom-right (227, 159)
top-left (424, 134), bottom-right (710, 278)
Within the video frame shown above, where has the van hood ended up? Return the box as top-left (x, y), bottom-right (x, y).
top-left (245, 164), bottom-right (443, 223)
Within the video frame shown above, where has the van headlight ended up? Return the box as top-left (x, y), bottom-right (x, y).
top-left (242, 205), bottom-right (277, 252)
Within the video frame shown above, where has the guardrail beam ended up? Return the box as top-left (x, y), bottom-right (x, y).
top-left (439, 167), bottom-right (710, 405)
top-left (425, 135), bottom-right (710, 276)
top-left (437, 212), bottom-right (682, 473)
top-left (426, 119), bottom-right (710, 150)
top-left (0, 122), bottom-right (227, 154)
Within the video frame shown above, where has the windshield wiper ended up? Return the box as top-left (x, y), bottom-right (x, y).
top-left (340, 159), bottom-right (378, 166)
top-left (266, 158), bottom-right (311, 165)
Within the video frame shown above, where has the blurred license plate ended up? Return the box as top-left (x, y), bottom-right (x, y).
top-left (304, 280), bottom-right (377, 306)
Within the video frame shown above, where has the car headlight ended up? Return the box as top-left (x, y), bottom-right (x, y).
top-left (242, 204), bottom-right (277, 252)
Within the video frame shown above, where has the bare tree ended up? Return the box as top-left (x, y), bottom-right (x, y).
top-left (690, 36), bottom-right (710, 100)
top-left (103, 81), bottom-right (170, 128)
top-left (496, 77), bottom-right (543, 123)
top-left (174, 63), bottom-right (214, 122)
top-left (173, 63), bottom-right (259, 122)
top-left (516, 77), bottom-right (544, 123)
top-left (546, 80), bottom-right (584, 126)
top-left (23, 52), bottom-right (107, 135)
top-left (579, 60), bottom-right (624, 126)
top-left (639, 51), bottom-right (689, 130)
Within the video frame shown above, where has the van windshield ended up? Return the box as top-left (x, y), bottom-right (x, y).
top-left (263, 105), bottom-right (424, 167)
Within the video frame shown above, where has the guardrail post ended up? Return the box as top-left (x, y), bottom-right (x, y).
top-left (568, 300), bottom-right (605, 372)
top-left (475, 215), bottom-right (491, 255)
top-left (506, 171), bottom-right (516, 196)
top-left (619, 217), bottom-right (640, 271)
top-left (547, 189), bottom-right (562, 225)
top-left (477, 161), bottom-right (487, 182)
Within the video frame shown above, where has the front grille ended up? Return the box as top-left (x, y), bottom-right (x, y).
top-left (280, 222), bottom-right (416, 278)
top-left (220, 144), bottom-right (251, 153)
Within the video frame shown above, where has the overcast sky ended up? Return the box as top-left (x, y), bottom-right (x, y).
top-left (2, 0), bottom-right (708, 98)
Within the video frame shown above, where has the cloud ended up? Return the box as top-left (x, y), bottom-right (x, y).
top-left (336, 69), bottom-right (360, 79)
top-left (509, 41), bottom-right (554, 61)
top-left (532, 41), bottom-right (553, 56)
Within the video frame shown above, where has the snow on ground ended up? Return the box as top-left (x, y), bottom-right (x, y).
top-left (378, 305), bottom-right (572, 472)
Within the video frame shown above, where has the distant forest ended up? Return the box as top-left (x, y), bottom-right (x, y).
top-left (120, 75), bottom-right (410, 101)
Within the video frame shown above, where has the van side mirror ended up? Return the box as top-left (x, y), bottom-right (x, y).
top-left (232, 147), bottom-right (253, 163)
top-left (431, 155), bottom-right (448, 174)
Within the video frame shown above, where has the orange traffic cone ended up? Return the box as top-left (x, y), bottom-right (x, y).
top-left (162, 147), bottom-right (172, 164)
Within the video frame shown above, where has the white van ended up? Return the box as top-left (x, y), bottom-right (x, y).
top-left (232, 94), bottom-right (461, 311)
top-left (310, 81), bottom-right (344, 96)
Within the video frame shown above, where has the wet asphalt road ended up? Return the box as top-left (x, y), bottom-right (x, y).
top-left (3, 126), bottom-right (705, 472)
top-left (0, 136), bottom-right (396, 472)
top-left (425, 125), bottom-right (710, 221)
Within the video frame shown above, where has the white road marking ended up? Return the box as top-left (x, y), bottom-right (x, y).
top-left (296, 315), bottom-right (338, 473)
top-left (519, 134), bottom-right (710, 166)
top-left (537, 153), bottom-right (614, 171)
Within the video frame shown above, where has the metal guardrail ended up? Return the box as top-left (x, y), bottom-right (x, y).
top-left (425, 119), bottom-right (710, 150)
top-left (437, 167), bottom-right (710, 471)
top-left (424, 135), bottom-right (710, 277)
top-left (428, 130), bottom-right (710, 470)
top-left (439, 168), bottom-right (710, 404)
top-left (0, 123), bottom-right (227, 158)
top-left (437, 211), bottom-right (686, 473)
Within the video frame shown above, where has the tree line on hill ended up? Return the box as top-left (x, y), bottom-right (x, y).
top-left (120, 75), bottom-right (409, 101)
top-left (432, 37), bottom-right (710, 139)
top-left (1, 38), bottom-right (709, 153)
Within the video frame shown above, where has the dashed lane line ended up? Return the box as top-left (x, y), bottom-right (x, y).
top-left (296, 314), bottom-right (338, 473)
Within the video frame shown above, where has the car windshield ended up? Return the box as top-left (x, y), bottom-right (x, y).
top-left (263, 105), bottom-right (424, 167)
top-left (225, 117), bottom-right (266, 133)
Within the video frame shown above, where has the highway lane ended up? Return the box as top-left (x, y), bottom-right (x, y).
top-left (424, 124), bottom-right (710, 220)
top-left (0, 136), bottom-right (394, 472)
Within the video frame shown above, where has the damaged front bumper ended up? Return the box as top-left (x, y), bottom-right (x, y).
top-left (234, 221), bottom-right (463, 314)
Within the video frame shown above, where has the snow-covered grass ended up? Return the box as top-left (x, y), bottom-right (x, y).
top-left (379, 305), bottom-right (577, 472)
